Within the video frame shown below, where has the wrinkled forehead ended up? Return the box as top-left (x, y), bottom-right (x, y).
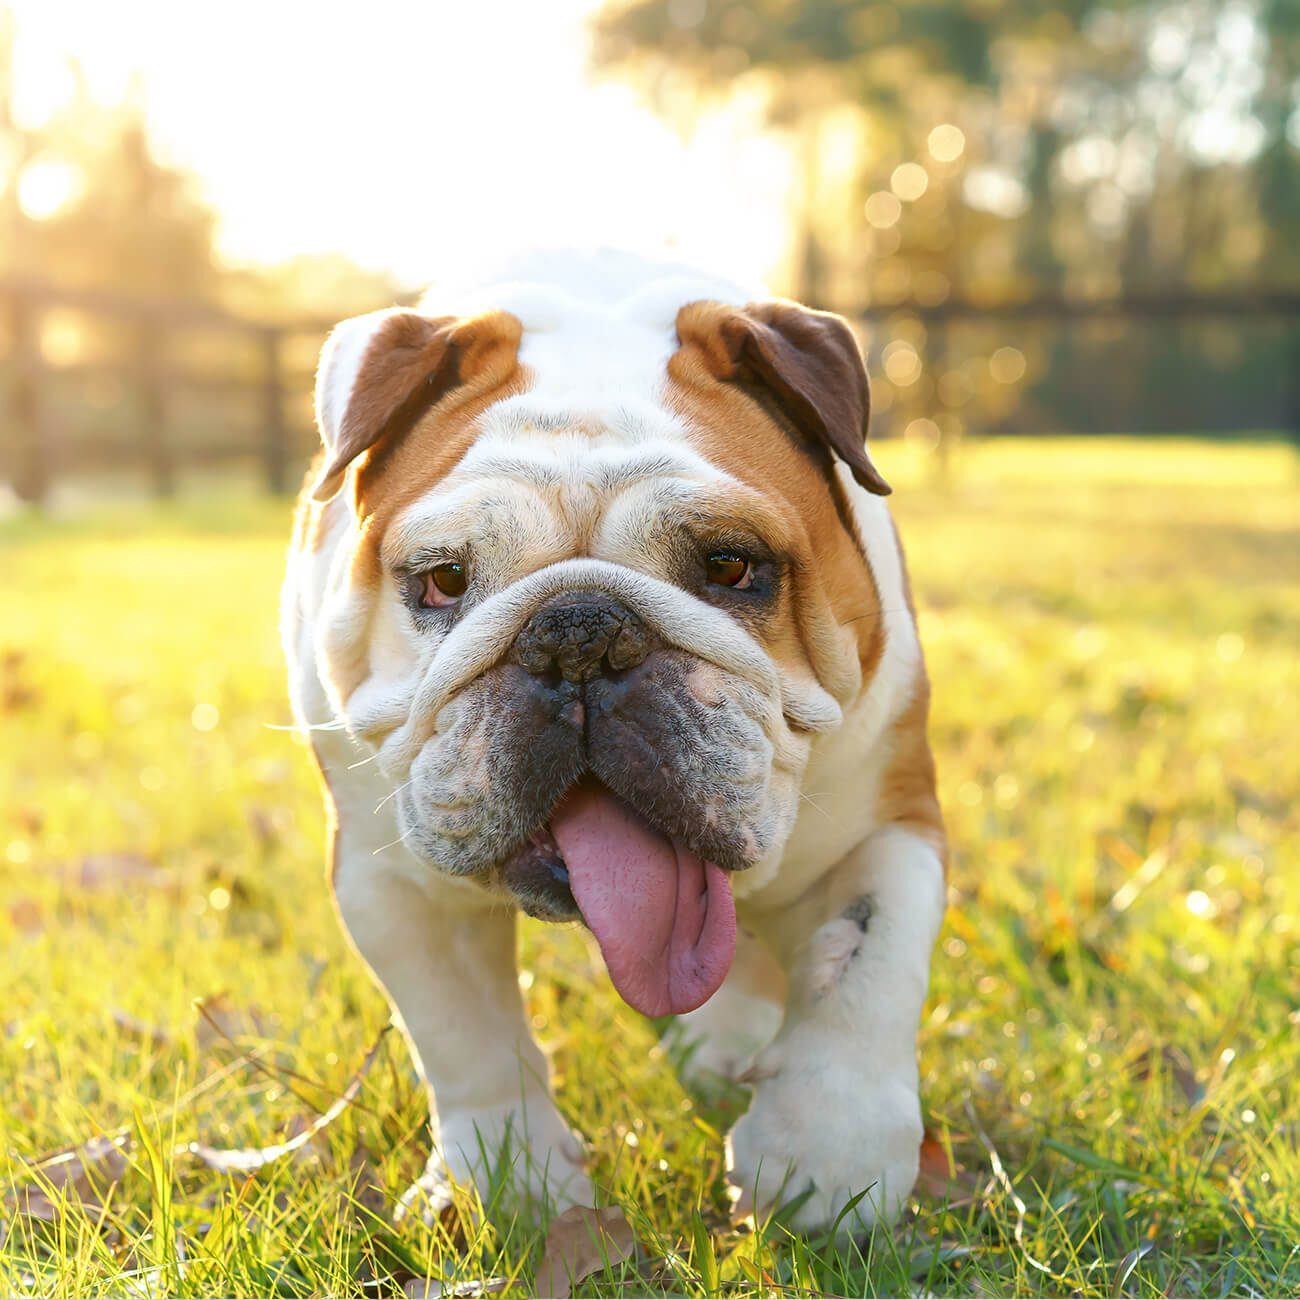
top-left (382, 401), bottom-right (791, 565)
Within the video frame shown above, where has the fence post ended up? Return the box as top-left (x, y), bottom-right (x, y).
top-left (261, 326), bottom-right (289, 495)
top-left (6, 285), bottom-right (49, 504)
top-left (135, 315), bottom-right (174, 497)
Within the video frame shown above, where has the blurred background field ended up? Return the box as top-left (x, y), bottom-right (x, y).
top-left (0, 0), bottom-right (1298, 501)
top-left (1, 0), bottom-right (1298, 1295)
top-left (1, 439), bottom-right (1297, 1297)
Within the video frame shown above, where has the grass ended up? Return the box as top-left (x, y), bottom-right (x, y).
top-left (1, 436), bottom-right (1297, 1298)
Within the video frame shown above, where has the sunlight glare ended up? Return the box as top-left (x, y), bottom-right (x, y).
top-left (6, 0), bottom-right (790, 288)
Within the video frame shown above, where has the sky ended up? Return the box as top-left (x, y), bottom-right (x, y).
top-left (7, 0), bottom-right (793, 289)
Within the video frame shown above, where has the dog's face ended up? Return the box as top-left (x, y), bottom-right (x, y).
top-left (305, 296), bottom-right (889, 1016)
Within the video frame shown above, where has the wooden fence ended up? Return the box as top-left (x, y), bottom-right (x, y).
top-left (1, 277), bottom-right (342, 502)
top-left (2, 277), bottom-right (1297, 504)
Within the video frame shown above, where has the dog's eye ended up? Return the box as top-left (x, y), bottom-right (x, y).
top-left (420, 563), bottom-right (468, 606)
top-left (705, 551), bottom-right (752, 590)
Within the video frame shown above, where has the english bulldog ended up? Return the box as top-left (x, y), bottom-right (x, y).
top-left (281, 250), bottom-right (946, 1235)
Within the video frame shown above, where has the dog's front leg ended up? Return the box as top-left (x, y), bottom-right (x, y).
top-left (727, 825), bottom-right (945, 1235)
top-left (333, 847), bottom-right (591, 1221)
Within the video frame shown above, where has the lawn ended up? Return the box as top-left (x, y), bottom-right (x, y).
top-left (1, 437), bottom-right (1297, 1298)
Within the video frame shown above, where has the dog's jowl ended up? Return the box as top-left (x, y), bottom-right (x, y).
top-left (281, 250), bottom-right (946, 1234)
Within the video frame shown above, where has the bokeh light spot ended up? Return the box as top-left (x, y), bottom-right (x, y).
top-left (905, 418), bottom-right (941, 452)
top-left (864, 191), bottom-right (901, 228)
top-left (891, 161), bottom-right (929, 201)
top-left (192, 702), bottom-right (220, 732)
top-left (990, 346), bottom-right (1027, 384)
top-left (928, 123), bottom-right (966, 162)
top-left (883, 340), bottom-right (922, 386)
top-left (17, 158), bottom-right (81, 221)
top-left (1216, 633), bottom-right (1244, 663)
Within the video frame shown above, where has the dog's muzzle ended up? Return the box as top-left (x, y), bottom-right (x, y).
top-left (499, 593), bottom-right (659, 920)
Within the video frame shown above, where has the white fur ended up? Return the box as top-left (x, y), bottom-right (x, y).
top-left (284, 249), bottom-right (941, 1233)
top-left (729, 827), bottom-right (945, 1231)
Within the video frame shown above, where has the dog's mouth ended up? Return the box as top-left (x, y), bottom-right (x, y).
top-left (501, 781), bottom-right (737, 1018)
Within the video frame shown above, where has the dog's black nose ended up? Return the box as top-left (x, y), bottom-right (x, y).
top-left (513, 593), bottom-right (654, 685)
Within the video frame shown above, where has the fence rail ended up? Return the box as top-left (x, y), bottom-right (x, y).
top-left (2, 277), bottom-right (1297, 504)
top-left (1, 277), bottom-right (339, 502)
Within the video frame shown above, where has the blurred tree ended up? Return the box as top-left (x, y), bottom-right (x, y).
top-left (593, 0), bottom-right (1300, 440)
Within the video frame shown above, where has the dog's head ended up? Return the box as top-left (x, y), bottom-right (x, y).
top-left (305, 285), bottom-right (888, 1016)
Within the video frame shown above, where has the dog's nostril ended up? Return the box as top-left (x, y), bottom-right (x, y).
top-left (513, 593), bottom-right (654, 685)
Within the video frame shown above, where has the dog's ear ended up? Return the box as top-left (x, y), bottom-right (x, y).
top-left (675, 299), bottom-right (890, 496)
top-left (312, 307), bottom-right (521, 502)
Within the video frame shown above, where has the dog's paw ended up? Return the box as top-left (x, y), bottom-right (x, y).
top-left (397, 1094), bottom-right (592, 1227)
top-left (724, 1039), bottom-right (922, 1236)
top-left (394, 1157), bottom-right (456, 1228)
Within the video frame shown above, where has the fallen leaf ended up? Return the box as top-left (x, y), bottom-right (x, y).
top-left (32, 1135), bottom-right (129, 1193)
top-left (535, 1205), bottom-right (637, 1299)
top-left (1128, 1045), bottom-right (1204, 1106)
top-left (193, 994), bottom-right (267, 1052)
top-left (8, 899), bottom-right (44, 935)
top-left (112, 1010), bottom-right (173, 1050)
top-left (916, 1128), bottom-right (981, 1202)
top-left (347, 1152), bottom-right (389, 1219)
top-left (51, 854), bottom-right (168, 893)
top-left (9, 1135), bottom-right (130, 1219)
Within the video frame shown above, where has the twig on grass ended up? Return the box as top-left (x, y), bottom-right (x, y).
top-left (184, 1023), bottom-right (391, 1173)
top-left (963, 1095), bottom-right (1053, 1279)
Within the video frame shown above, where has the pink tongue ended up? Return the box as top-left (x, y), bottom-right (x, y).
top-left (550, 785), bottom-right (736, 1017)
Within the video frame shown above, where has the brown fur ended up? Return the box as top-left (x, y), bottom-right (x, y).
top-left (298, 309), bottom-right (528, 571)
top-left (874, 528), bottom-right (946, 867)
top-left (874, 670), bottom-right (947, 867)
top-left (313, 310), bottom-right (526, 505)
top-left (675, 300), bottom-right (890, 497)
top-left (667, 303), bottom-right (886, 689)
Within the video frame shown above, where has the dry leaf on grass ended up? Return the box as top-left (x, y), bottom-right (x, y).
top-left (7, 899), bottom-right (44, 935)
top-left (347, 1152), bottom-right (389, 1219)
top-left (50, 853), bottom-right (170, 892)
top-left (112, 1010), bottom-right (174, 1050)
top-left (1128, 1044), bottom-right (1204, 1106)
top-left (916, 1129), bottom-right (982, 1203)
top-left (186, 1026), bottom-right (387, 1174)
top-left (193, 994), bottom-right (267, 1052)
top-left (534, 1205), bottom-right (637, 1299)
top-left (9, 1135), bottom-right (130, 1220)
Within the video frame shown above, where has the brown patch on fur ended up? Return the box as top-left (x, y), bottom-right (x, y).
top-left (350, 312), bottom-right (527, 541)
top-left (675, 299), bottom-right (889, 496)
top-left (667, 305), bottom-right (885, 686)
top-left (293, 309), bottom-right (528, 559)
top-left (879, 521), bottom-right (947, 868)
top-left (875, 664), bottom-right (947, 871)
top-left (311, 309), bottom-right (524, 501)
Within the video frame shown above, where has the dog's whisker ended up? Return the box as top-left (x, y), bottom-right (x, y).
top-left (371, 829), bottom-right (415, 856)
top-left (798, 790), bottom-right (835, 822)
top-left (374, 778), bottom-right (415, 814)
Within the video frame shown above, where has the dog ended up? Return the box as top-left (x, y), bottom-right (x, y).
top-left (281, 250), bottom-right (946, 1234)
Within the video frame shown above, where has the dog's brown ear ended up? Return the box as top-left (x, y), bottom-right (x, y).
top-left (312, 308), bottom-right (521, 502)
top-left (676, 299), bottom-right (890, 496)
